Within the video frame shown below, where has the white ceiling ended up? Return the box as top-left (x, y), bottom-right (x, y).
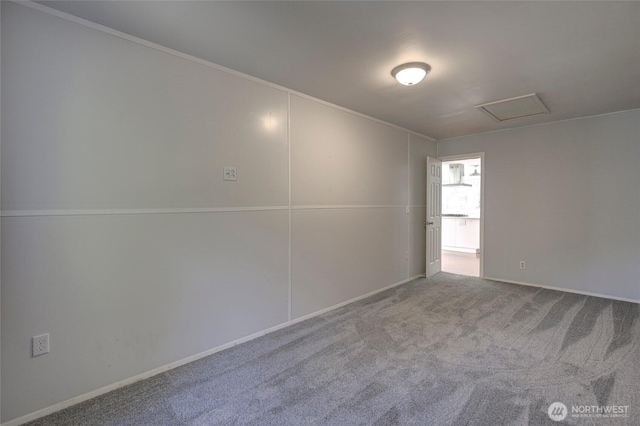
top-left (37, 1), bottom-right (640, 140)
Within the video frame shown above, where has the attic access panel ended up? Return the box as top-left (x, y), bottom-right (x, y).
top-left (475, 93), bottom-right (550, 121)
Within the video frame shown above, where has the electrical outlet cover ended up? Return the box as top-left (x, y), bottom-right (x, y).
top-left (32, 334), bottom-right (50, 357)
top-left (223, 167), bottom-right (237, 181)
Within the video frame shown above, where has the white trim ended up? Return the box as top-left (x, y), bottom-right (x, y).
top-left (0, 206), bottom-right (289, 218)
top-left (0, 2), bottom-right (3, 421)
top-left (483, 277), bottom-right (640, 305)
top-left (1, 275), bottom-right (423, 426)
top-left (438, 152), bottom-right (485, 163)
top-left (288, 276), bottom-right (422, 325)
top-left (406, 133), bottom-right (411, 279)
top-left (439, 107), bottom-right (640, 142)
top-left (0, 206), bottom-right (415, 218)
top-left (292, 205), bottom-right (405, 211)
top-left (478, 155), bottom-right (485, 278)
top-left (287, 93), bottom-right (292, 322)
top-left (10, 0), bottom-right (436, 143)
top-left (438, 153), bottom-right (485, 278)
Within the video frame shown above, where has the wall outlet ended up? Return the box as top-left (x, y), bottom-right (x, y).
top-left (519, 261), bottom-right (526, 269)
top-left (32, 334), bottom-right (50, 357)
top-left (223, 167), bottom-right (237, 181)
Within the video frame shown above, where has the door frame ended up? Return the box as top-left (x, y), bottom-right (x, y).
top-left (425, 157), bottom-right (442, 277)
top-left (438, 152), bottom-right (485, 278)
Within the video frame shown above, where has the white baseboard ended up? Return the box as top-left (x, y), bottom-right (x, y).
top-left (287, 275), bottom-right (423, 325)
top-left (483, 276), bottom-right (640, 304)
top-left (2, 275), bottom-right (423, 426)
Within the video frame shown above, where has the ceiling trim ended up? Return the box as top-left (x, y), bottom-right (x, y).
top-left (14, 0), bottom-right (437, 142)
top-left (439, 107), bottom-right (640, 142)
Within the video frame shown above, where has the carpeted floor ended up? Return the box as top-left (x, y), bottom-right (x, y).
top-left (27, 273), bottom-right (639, 425)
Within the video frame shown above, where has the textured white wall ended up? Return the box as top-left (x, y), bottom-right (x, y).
top-left (291, 95), bottom-right (409, 207)
top-left (0, 2), bottom-right (435, 422)
top-left (290, 96), bottom-right (410, 318)
top-left (2, 3), bottom-right (289, 211)
top-left (438, 109), bottom-right (640, 301)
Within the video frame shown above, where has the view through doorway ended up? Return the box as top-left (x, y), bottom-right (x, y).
top-left (441, 156), bottom-right (482, 277)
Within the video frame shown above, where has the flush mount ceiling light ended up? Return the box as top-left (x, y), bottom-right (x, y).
top-left (391, 62), bottom-right (431, 86)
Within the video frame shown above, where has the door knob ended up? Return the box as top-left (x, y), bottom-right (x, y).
top-left (426, 221), bottom-right (434, 225)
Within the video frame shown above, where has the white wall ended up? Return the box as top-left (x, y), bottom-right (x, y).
top-left (438, 109), bottom-right (640, 302)
top-left (0, 2), bottom-right (436, 423)
top-left (290, 96), bottom-right (409, 318)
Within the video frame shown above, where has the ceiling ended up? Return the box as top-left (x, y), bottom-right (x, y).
top-left (37, 1), bottom-right (640, 140)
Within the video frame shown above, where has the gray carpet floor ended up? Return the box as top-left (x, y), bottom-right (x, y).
top-left (27, 273), bottom-right (640, 425)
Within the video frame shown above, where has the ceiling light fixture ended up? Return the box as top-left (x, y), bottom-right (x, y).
top-left (391, 62), bottom-right (431, 86)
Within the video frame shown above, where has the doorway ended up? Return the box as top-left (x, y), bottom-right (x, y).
top-left (440, 155), bottom-right (483, 277)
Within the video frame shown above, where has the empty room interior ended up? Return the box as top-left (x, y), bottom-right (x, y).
top-left (1, 1), bottom-right (639, 425)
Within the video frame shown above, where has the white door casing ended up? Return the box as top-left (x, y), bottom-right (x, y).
top-left (426, 157), bottom-right (442, 277)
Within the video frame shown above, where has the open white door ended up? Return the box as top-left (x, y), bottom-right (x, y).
top-left (426, 157), bottom-right (442, 277)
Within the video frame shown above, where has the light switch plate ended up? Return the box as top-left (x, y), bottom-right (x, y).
top-left (223, 167), bottom-right (237, 181)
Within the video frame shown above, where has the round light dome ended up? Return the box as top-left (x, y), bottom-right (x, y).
top-left (391, 62), bottom-right (431, 86)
